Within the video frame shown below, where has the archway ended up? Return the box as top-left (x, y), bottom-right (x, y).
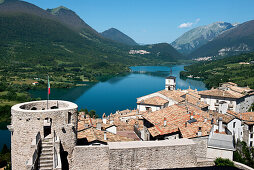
top-left (44, 118), bottom-right (52, 137)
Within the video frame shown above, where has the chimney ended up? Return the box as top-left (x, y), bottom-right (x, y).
top-left (185, 122), bottom-right (188, 127)
top-left (218, 117), bottom-right (223, 133)
top-left (190, 112), bottom-right (194, 120)
top-left (164, 117), bottom-right (167, 127)
top-left (110, 120), bottom-right (114, 125)
top-left (102, 113), bottom-right (107, 124)
top-left (96, 122), bottom-right (102, 130)
top-left (104, 132), bottom-right (107, 141)
top-left (204, 118), bottom-right (207, 122)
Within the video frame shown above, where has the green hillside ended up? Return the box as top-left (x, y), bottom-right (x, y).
top-left (101, 28), bottom-right (138, 46)
top-left (180, 52), bottom-right (254, 89)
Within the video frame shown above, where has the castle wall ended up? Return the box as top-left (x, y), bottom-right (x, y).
top-left (192, 137), bottom-right (208, 159)
top-left (71, 146), bottom-right (109, 170)
top-left (71, 139), bottom-right (198, 170)
top-left (10, 100), bottom-right (78, 170)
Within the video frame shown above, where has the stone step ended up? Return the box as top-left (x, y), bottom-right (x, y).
top-left (43, 138), bottom-right (53, 142)
top-left (42, 148), bottom-right (53, 152)
top-left (39, 159), bottom-right (53, 164)
top-left (42, 144), bottom-right (53, 148)
top-left (40, 155), bottom-right (53, 160)
top-left (39, 168), bottom-right (53, 170)
top-left (39, 162), bottom-right (53, 168)
top-left (41, 152), bottom-right (53, 156)
top-left (42, 141), bottom-right (53, 145)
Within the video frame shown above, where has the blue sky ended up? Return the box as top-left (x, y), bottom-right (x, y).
top-left (23, 0), bottom-right (254, 44)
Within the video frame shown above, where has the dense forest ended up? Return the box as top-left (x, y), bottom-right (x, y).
top-left (180, 52), bottom-right (254, 89)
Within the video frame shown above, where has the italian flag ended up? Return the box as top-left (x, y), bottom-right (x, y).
top-left (48, 76), bottom-right (50, 95)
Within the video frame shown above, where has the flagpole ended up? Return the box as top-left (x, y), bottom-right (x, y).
top-left (47, 75), bottom-right (49, 110)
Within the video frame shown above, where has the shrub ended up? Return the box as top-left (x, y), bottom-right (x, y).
top-left (214, 157), bottom-right (235, 167)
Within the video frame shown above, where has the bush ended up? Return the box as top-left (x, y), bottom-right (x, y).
top-left (214, 157), bottom-right (235, 167)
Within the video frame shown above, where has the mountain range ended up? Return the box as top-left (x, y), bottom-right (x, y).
top-left (171, 22), bottom-right (235, 55)
top-left (0, 0), bottom-right (183, 72)
top-left (188, 20), bottom-right (254, 58)
top-left (101, 28), bottom-right (138, 46)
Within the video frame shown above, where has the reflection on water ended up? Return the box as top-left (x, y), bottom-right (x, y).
top-left (29, 65), bottom-right (207, 117)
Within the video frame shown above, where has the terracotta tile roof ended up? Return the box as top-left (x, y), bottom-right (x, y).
top-left (209, 111), bottom-right (235, 124)
top-left (137, 96), bottom-right (168, 106)
top-left (199, 89), bottom-right (244, 99)
top-left (77, 127), bottom-right (134, 143)
top-left (179, 121), bottom-right (212, 138)
top-left (143, 105), bottom-right (212, 138)
top-left (117, 131), bottom-right (140, 141)
top-left (222, 82), bottom-right (238, 87)
top-left (182, 94), bottom-right (209, 109)
top-left (158, 90), bottom-right (185, 102)
top-left (185, 88), bottom-right (200, 97)
top-left (226, 110), bottom-right (254, 125)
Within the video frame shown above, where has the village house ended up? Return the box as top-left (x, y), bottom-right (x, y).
top-left (199, 82), bottom-right (254, 113)
top-left (225, 110), bottom-right (254, 147)
top-left (137, 76), bottom-right (208, 112)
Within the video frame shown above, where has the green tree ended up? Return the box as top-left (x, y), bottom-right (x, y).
top-left (214, 158), bottom-right (235, 167)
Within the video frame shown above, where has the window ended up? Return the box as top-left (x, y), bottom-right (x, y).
top-left (68, 112), bottom-right (72, 124)
top-left (146, 107), bottom-right (151, 111)
top-left (251, 134), bottom-right (253, 139)
top-left (233, 122), bottom-right (236, 128)
top-left (216, 100), bottom-right (219, 103)
top-left (250, 141), bottom-right (253, 147)
top-left (250, 126), bottom-right (253, 133)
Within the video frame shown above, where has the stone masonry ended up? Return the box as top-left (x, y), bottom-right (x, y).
top-left (71, 139), bottom-right (199, 170)
top-left (9, 100), bottom-right (78, 170)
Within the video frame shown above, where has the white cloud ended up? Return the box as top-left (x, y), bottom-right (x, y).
top-left (178, 18), bottom-right (200, 28)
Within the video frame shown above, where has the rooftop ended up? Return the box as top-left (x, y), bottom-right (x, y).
top-left (137, 96), bottom-right (168, 106)
top-left (208, 133), bottom-right (235, 150)
top-left (158, 89), bottom-right (185, 102)
top-left (143, 105), bottom-right (212, 138)
top-left (77, 127), bottom-right (135, 143)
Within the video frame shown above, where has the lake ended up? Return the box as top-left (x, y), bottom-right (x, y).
top-left (29, 65), bottom-right (207, 116)
top-left (0, 65), bottom-right (207, 149)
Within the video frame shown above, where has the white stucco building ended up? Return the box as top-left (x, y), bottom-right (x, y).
top-left (199, 82), bottom-right (254, 114)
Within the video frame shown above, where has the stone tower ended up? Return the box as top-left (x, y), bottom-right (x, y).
top-left (8, 100), bottom-right (78, 170)
top-left (165, 76), bottom-right (176, 91)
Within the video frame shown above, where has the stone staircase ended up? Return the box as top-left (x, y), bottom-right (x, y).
top-left (39, 135), bottom-right (54, 170)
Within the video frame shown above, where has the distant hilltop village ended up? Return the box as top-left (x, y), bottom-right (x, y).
top-left (8, 77), bottom-right (254, 170)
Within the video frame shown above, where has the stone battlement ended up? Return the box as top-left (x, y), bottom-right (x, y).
top-left (12, 100), bottom-right (77, 112)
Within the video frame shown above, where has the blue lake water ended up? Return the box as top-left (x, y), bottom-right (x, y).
top-left (29, 65), bottom-right (207, 116)
top-left (0, 65), bottom-right (207, 149)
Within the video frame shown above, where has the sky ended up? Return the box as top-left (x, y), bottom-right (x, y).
top-left (23, 0), bottom-right (254, 44)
